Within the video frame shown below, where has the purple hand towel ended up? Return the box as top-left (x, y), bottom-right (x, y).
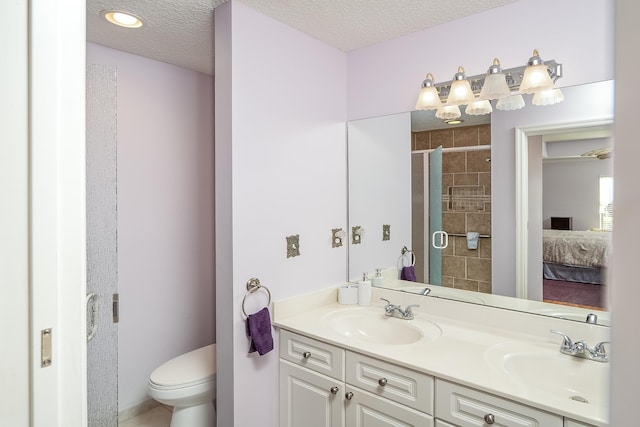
top-left (401, 266), bottom-right (417, 282)
top-left (246, 307), bottom-right (274, 356)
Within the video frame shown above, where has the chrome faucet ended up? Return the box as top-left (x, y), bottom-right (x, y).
top-left (550, 330), bottom-right (609, 362)
top-left (380, 298), bottom-right (420, 320)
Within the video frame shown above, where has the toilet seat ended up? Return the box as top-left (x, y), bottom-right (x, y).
top-left (149, 344), bottom-right (216, 390)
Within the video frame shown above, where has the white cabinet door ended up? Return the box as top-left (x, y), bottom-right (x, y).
top-left (279, 360), bottom-right (345, 427)
top-left (345, 385), bottom-right (434, 427)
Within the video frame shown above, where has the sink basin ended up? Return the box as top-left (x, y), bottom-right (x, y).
top-left (484, 341), bottom-right (609, 406)
top-left (321, 307), bottom-right (441, 345)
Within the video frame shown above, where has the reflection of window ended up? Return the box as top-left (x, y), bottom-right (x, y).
top-left (599, 176), bottom-right (613, 230)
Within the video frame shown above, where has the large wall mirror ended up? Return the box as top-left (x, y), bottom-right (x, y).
top-left (348, 80), bottom-right (614, 325)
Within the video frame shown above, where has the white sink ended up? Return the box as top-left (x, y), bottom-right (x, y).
top-left (484, 341), bottom-right (609, 406)
top-left (321, 307), bottom-right (441, 345)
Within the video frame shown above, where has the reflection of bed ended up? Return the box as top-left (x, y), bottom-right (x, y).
top-left (542, 229), bottom-right (610, 285)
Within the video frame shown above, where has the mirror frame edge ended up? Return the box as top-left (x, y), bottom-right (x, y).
top-left (515, 117), bottom-right (615, 301)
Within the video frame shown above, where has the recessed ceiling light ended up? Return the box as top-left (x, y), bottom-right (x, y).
top-left (445, 119), bottom-right (464, 125)
top-left (102, 10), bottom-right (143, 28)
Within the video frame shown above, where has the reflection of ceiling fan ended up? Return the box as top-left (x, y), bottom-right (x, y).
top-left (581, 147), bottom-right (612, 159)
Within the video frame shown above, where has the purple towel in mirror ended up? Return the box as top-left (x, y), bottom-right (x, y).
top-left (401, 266), bottom-right (417, 282)
top-left (246, 307), bottom-right (274, 356)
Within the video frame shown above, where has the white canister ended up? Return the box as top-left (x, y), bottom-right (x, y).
top-left (358, 280), bottom-right (372, 306)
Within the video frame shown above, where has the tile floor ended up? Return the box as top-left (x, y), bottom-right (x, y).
top-left (119, 405), bottom-right (172, 427)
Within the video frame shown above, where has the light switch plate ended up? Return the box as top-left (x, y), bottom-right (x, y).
top-left (352, 226), bottom-right (362, 245)
top-left (383, 224), bottom-right (391, 241)
top-left (286, 234), bottom-right (300, 258)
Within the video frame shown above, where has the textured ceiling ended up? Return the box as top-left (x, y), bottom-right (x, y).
top-left (86, 0), bottom-right (518, 76)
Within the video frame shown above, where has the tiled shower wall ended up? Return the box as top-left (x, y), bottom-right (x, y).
top-left (412, 124), bottom-right (492, 293)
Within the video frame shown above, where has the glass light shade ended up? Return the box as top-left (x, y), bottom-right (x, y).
top-left (435, 105), bottom-right (461, 120)
top-left (496, 94), bottom-right (525, 111)
top-left (519, 50), bottom-right (553, 94)
top-left (465, 99), bottom-right (492, 116)
top-left (479, 73), bottom-right (511, 100)
top-left (446, 66), bottom-right (476, 105)
top-left (532, 88), bottom-right (565, 106)
top-left (446, 79), bottom-right (475, 105)
top-left (415, 86), bottom-right (442, 110)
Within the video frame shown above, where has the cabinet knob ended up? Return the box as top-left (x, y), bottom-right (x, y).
top-left (484, 413), bottom-right (495, 424)
top-left (378, 378), bottom-right (388, 386)
top-left (330, 386), bottom-right (339, 395)
top-left (345, 391), bottom-right (354, 400)
top-left (302, 351), bottom-right (311, 359)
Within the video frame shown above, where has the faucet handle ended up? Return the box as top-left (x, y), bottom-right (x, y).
top-left (404, 304), bottom-right (420, 316)
top-left (593, 341), bottom-right (610, 357)
top-left (550, 329), bottom-right (574, 350)
top-left (380, 298), bottom-right (391, 306)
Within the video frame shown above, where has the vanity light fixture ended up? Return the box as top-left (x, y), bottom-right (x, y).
top-left (415, 50), bottom-right (563, 118)
top-left (445, 119), bottom-right (464, 125)
top-left (102, 10), bottom-right (143, 28)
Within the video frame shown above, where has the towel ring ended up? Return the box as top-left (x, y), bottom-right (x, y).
top-left (400, 246), bottom-right (416, 267)
top-left (242, 277), bottom-right (272, 318)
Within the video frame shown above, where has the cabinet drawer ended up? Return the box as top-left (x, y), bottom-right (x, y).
top-left (434, 420), bottom-right (457, 427)
top-left (279, 329), bottom-right (345, 380)
top-left (435, 379), bottom-right (563, 427)
top-left (347, 351), bottom-right (434, 414)
top-left (346, 385), bottom-right (434, 427)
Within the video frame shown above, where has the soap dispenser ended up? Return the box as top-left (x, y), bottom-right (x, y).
top-left (372, 268), bottom-right (384, 287)
top-left (358, 273), bottom-right (372, 306)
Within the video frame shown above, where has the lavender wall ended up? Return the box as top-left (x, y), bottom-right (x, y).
top-left (346, 0), bottom-right (614, 121)
top-left (215, 2), bottom-right (348, 425)
top-left (87, 43), bottom-right (215, 412)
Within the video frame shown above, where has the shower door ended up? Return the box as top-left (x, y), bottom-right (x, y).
top-left (428, 146), bottom-right (446, 286)
top-left (86, 64), bottom-right (119, 427)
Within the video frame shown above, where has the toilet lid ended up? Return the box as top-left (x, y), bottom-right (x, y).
top-left (150, 344), bottom-right (216, 388)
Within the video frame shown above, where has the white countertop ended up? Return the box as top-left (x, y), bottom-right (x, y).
top-left (273, 286), bottom-right (610, 426)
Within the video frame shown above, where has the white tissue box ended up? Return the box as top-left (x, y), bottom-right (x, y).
top-left (338, 285), bottom-right (358, 305)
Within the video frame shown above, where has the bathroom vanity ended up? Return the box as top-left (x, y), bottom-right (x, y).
top-left (273, 287), bottom-right (608, 427)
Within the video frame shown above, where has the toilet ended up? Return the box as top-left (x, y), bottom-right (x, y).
top-left (147, 344), bottom-right (216, 427)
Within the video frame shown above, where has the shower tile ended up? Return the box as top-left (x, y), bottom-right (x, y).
top-left (453, 278), bottom-right (479, 292)
top-left (466, 149), bottom-right (491, 173)
top-left (453, 127), bottom-right (479, 147)
top-left (466, 213), bottom-right (491, 235)
top-left (442, 212), bottom-right (466, 234)
top-left (453, 173), bottom-right (479, 186)
top-left (430, 129), bottom-right (454, 149)
top-left (453, 236), bottom-right (480, 257)
top-left (414, 131), bottom-right (429, 150)
top-left (442, 151), bottom-right (465, 173)
top-left (479, 172), bottom-right (491, 195)
top-left (442, 255), bottom-right (465, 278)
top-left (442, 276), bottom-right (454, 288)
top-left (478, 281), bottom-right (492, 294)
top-left (467, 258), bottom-right (492, 282)
top-left (479, 238), bottom-right (492, 259)
top-left (478, 124), bottom-right (491, 145)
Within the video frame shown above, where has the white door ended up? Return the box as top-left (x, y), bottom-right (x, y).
top-left (1, 1), bottom-right (87, 426)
